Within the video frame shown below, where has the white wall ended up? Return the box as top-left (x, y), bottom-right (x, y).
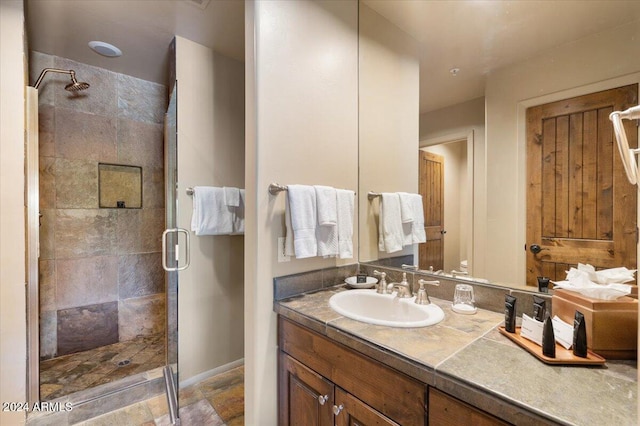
top-left (245, 0), bottom-right (358, 423)
top-left (0, 1), bottom-right (27, 424)
top-left (175, 36), bottom-right (245, 381)
top-left (485, 20), bottom-right (640, 286)
top-left (358, 3), bottom-right (420, 262)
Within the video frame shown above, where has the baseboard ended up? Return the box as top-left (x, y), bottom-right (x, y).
top-left (179, 358), bottom-right (244, 388)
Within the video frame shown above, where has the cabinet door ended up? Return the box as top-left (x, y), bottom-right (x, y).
top-left (279, 352), bottom-right (334, 426)
top-left (429, 388), bottom-right (509, 426)
top-left (334, 388), bottom-right (401, 426)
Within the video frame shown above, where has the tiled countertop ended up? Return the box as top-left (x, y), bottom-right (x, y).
top-left (275, 286), bottom-right (637, 426)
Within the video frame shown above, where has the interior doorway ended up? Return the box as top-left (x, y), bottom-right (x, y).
top-left (419, 133), bottom-right (473, 274)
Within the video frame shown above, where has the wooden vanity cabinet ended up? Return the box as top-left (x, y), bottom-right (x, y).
top-left (278, 317), bottom-right (425, 425)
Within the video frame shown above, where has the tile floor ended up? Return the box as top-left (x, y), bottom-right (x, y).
top-left (75, 365), bottom-right (245, 425)
top-left (40, 334), bottom-right (165, 400)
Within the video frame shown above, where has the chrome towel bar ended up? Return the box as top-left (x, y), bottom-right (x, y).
top-left (269, 183), bottom-right (356, 196)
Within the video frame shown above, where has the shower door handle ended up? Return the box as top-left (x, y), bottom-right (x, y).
top-left (162, 228), bottom-right (191, 271)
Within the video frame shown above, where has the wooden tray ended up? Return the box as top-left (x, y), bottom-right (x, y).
top-left (498, 326), bottom-right (606, 366)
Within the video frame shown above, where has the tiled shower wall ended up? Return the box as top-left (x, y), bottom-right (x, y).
top-left (32, 52), bottom-right (168, 358)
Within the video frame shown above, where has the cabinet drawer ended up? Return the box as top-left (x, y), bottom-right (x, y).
top-left (279, 317), bottom-right (426, 425)
top-left (429, 388), bottom-right (509, 426)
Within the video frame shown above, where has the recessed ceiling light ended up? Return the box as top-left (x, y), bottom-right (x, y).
top-left (88, 41), bottom-right (122, 58)
top-left (449, 68), bottom-right (460, 76)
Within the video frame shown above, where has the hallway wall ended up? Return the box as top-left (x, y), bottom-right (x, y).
top-left (245, 1), bottom-right (359, 423)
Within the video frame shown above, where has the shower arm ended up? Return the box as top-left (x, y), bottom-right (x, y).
top-left (33, 68), bottom-right (76, 90)
top-left (609, 105), bottom-right (640, 185)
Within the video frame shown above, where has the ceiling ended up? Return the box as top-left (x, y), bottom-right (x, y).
top-left (364, 0), bottom-right (640, 112)
top-left (26, 0), bottom-right (245, 86)
top-left (27, 0), bottom-right (640, 113)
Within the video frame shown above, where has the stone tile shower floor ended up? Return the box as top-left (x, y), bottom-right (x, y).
top-left (76, 365), bottom-right (245, 425)
top-left (40, 334), bottom-right (165, 400)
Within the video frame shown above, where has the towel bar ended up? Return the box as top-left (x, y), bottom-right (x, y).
top-left (269, 183), bottom-right (356, 196)
top-left (186, 187), bottom-right (194, 196)
top-left (368, 191), bottom-right (382, 200)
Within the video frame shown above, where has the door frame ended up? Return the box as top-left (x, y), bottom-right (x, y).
top-left (516, 73), bottom-right (640, 284)
top-left (420, 130), bottom-right (474, 274)
top-left (26, 87), bottom-right (40, 404)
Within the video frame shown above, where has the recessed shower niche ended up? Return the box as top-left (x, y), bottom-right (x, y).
top-left (98, 163), bottom-right (143, 209)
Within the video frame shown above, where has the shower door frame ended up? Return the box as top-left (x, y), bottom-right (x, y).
top-left (26, 86), bottom-right (40, 404)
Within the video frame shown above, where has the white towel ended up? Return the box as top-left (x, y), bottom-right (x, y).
top-left (288, 185), bottom-right (317, 258)
top-left (337, 189), bottom-right (355, 259)
top-left (409, 193), bottom-right (426, 243)
top-left (397, 192), bottom-right (415, 246)
top-left (224, 187), bottom-right (240, 207)
top-left (232, 189), bottom-right (245, 234)
top-left (314, 185), bottom-right (337, 226)
top-left (314, 185), bottom-right (338, 257)
top-left (398, 192), bottom-right (415, 223)
top-left (284, 195), bottom-right (295, 257)
top-left (378, 193), bottom-right (403, 253)
top-left (190, 186), bottom-right (234, 236)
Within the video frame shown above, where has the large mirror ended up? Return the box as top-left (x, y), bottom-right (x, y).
top-left (358, 0), bottom-right (640, 287)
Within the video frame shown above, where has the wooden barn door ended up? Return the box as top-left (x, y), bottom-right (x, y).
top-left (526, 84), bottom-right (638, 286)
top-left (419, 151), bottom-right (444, 271)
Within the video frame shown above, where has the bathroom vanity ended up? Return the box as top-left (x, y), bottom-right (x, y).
top-left (275, 286), bottom-right (637, 425)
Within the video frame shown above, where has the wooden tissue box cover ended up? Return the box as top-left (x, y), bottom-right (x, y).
top-left (552, 289), bottom-right (638, 359)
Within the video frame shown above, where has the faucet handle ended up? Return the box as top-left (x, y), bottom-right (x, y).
top-left (416, 279), bottom-right (439, 305)
top-left (373, 270), bottom-right (386, 278)
top-left (401, 264), bottom-right (418, 271)
top-left (373, 270), bottom-right (390, 294)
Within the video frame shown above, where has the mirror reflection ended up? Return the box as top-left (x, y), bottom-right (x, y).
top-left (358, 0), bottom-right (640, 287)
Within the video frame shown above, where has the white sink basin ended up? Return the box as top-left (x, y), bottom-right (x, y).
top-left (329, 289), bottom-right (445, 328)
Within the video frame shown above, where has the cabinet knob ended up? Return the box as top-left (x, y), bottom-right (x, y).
top-left (318, 395), bottom-right (328, 405)
top-left (332, 404), bottom-right (344, 416)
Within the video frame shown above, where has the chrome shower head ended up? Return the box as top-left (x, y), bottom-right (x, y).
top-left (33, 68), bottom-right (90, 92)
top-left (64, 71), bottom-right (90, 92)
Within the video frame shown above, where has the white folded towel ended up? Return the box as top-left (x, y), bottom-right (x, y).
top-left (232, 189), bottom-right (245, 234)
top-left (224, 187), bottom-right (240, 207)
top-left (397, 192), bottom-right (415, 246)
top-left (314, 185), bottom-right (338, 226)
top-left (398, 192), bottom-right (415, 223)
top-left (284, 195), bottom-right (295, 257)
top-left (190, 186), bottom-right (234, 236)
top-left (409, 193), bottom-right (426, 243)
top-left (378, 193), bottom-right (403, 253)
top-left (337, 189), bottom-right (355, 259)
top-left (288, 185), bottom-right (317, 258)
top-left (315, 185), bottom-right (338, 257)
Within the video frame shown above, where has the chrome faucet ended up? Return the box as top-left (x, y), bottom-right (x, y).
top-left (373, 270), bottom-right (391, 294)
top-left (401, 264), bottom-right (419, 271)
top-left (451, 269), bottom-right (469, 278)
top-left (388, 272), bottom-right (412, 298)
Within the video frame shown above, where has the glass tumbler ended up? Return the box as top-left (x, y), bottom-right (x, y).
top-left (452, 284), bottom-right (477, 314)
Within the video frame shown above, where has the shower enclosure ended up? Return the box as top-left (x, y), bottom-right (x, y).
top-left (26, 52), bottom-right (178, 417)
